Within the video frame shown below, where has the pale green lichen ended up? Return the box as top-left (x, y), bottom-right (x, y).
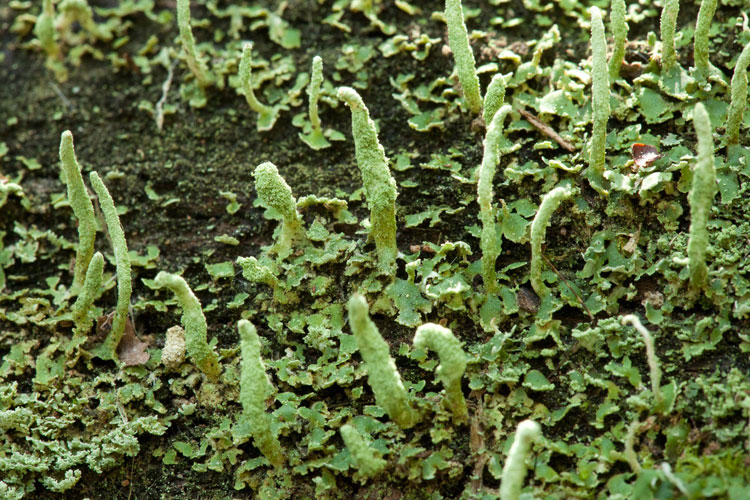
top-left (176, 0), bottom-right (212, 89)
top-left (660, 0), bottom-right (680, 72)
top-left (33, 0), bottom-right (59, 60)
top-left (347, 294), bottom-right (419, 428)
top-left (588, 6), bottom-right (610, 189)
top-left (693, 0), bottom-right (717, 80)
top-left (725, 42), bottom-right (750, 145)
top-left (89, 172), bottom-right (132, 362)
top-left (254, 161), bottom-right (306, 258)
top-left (239, 43), bottom-right (281, 132)
top-left (59, 130), bottom-right (97, 294)
top-left (624, 418), bottom-right (642, 473)
top-left (530, 185), bottom-right (574, 297)
top-left (687, 102), bottom-right (716, 290)
top-left (338, 87), bottom-right (398, 273)
top-left (621, 314), bottom-right (663, 406)
top-left (413, 323), bottom-right (467, 422)
top-left (71, 251), bottom-right (103, 339)
top-left (340, 423), bottom-right (386, 479)
top-left (478, 104), bottom-right (512, 294)
top-left (500, 419), bottom-right (541, 500)
top-left (238, 319), bottom-right (284, 468)
top-left (300, 55), bottom-right (330, 150)
top-left (154, 271), bottom-right (221, 380)
top-left (444, 0), bottom-right (481, 114)
top-left (608, 0), bottom-right (628, 80)
top-left (482, 73), bottom-right (507, 126)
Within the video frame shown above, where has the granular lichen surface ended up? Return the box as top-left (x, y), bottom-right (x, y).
top-left (1, 0), bottom-right (750, 499)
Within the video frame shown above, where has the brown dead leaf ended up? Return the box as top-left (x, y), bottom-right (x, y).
top-left (631, 142), bottom-right (662, 170)
top-left (117, 317), bottom-right (150, 366)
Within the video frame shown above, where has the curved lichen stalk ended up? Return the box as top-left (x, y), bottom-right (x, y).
top-left (687, 103), bottom-right (716, 290)
top-left (725, 42), bottom-right (750, 145)
top-left (176, 0), bottom-right (213, 89)
top-left (347, 294), bottom-right (420, 428)
top-left (529, 185), bottom-right (574, 297)
top-left (154, 271), bottom-right (221, 380)
top-left (478, 104), bottom-right (512, 294)
top-left (239, 43), bottom-right (282, 132)
top-left (59, 131), bottom-right (97, 294)
top-left (238, 319), bottom-right (284, 468)
top-left (500, 420), bottom-right (542, 500)
top-left (444, 0), bottom-right (482, 114)
top-left (300, 55), bottom-right (330, 150)
top-left (413, 323), bottom-right (468, 422)
top-left (338, 87), bottom-right (398, 273)
top-left (340, 423), bottom-right (386, 479)
top-left (253, 161), bottom-right (306, 258)
top-left (621, 314), bottom-right (663, 406)
top-left (89, 172), bottom-right (132, 362)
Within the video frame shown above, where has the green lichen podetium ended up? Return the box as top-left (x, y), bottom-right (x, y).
top-left (176, 0), bottom-right (212, 89)
top-left (33, 0), bottom-right (59, 61)
top-left (340, 423), bottom-right (387, 479)
top-left (59, 131), bottom-right (97, 294)
top-left (347, 294), bottom-right (420, 429)
top-left (444, 0), bottom-right (482, 114)
top-left (693, 0), bottom-right (717, 80)
top-left (89, 172), bottom-right (132, 362)
top-left (239, 43), bottom-right (281, 132)
top-left (660, 0), bottom-right (680, 72)
top-left (71, 251), bottom-right (103, 339)
top-left (687, 102), bottom-right (717, 290)
top-left (413, 323), bottom-right (468, 423)
top-left (337, 87), bottom-right (398, 273)
top-left (608, 0), bottom-right (628, 80)
top-left (621, 314), bottom-right (663, 406)
top-left (529, 185), bottom-right (574, 297)
top-left (482, 73), bottom-right (507, 126)
top-left (238, 319), bottom-right (284, 468)
top-left (500, 420), bottom-right (542, 500)
top-left (478, 104), bottom-right (512, 294)
top-left (725, 42), bottom-right (750, 145)
top-left (254, 161), bottom-right (306, 259)
top-left (588, 6), bottom-right (610, 190)
top-left (154, 271), bottom-right (221, 380)
top-left (300, 55), bottom-right (330, 150)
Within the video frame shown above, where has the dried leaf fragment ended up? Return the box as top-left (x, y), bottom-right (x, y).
top-left (631, 142), bottom-right (662, 170)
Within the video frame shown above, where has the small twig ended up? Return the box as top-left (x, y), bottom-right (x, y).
top-left (517, 107), bottom-right (575, 152)
top-left (49, 83), bottom-right (72, 109)
top-left (541, 252), bottom-right (594, 321)
top-left (155, 59), bottom-right (176, 131)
